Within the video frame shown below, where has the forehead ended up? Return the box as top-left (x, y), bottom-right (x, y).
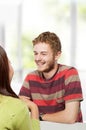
top-left (33, 42), bottom-right (51, 52)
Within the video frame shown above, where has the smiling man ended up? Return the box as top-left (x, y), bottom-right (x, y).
top-left (19, 31), bottom-right (83, 123)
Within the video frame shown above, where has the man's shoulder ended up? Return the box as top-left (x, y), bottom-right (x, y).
top-left (59, 64), bottom-right (76, 71)
top-left (58, 64), bottom-right (78, 76)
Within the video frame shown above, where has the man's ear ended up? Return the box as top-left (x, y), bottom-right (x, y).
top-left (55, 51), bottom-right (61, 61)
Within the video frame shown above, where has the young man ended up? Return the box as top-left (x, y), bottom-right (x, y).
top-left (19, 31), bottom-right (83, 123)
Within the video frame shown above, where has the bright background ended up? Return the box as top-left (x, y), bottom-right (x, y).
top-left (0, 0), bottom-right (86, 122)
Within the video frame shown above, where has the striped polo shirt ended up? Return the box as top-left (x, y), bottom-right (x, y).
top-left (19, 64), bottom-right (83, 122)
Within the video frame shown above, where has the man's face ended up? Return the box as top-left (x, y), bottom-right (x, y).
top-left (33, 42), bottom-right (56, 73)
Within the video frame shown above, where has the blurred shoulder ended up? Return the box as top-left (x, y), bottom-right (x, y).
top-left (5, 96), bottom-right (28, 113)
top-left (59, 64), bottom-right (77, 72)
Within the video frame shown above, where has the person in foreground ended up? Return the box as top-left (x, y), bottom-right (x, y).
top-left (0, 45), bottom-right (40, 130)
top-left (19, 31), bottom-right (83, 124)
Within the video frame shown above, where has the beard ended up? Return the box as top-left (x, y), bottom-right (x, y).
top-left (42, 61), bottom-right (55, 73)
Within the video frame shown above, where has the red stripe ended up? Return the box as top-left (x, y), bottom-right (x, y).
top-left (25, 70), bottom-right (68, 82)
top-left (25, 75), bottom-right (44, 82)
top-left (64, 94), bottom-right (83, 101)
top-left (25, 68), bottom-right (78, 82)
top-left (65, 69), bottom-right (78, 79)
top-left (33, 99), bottom-right (57, 106)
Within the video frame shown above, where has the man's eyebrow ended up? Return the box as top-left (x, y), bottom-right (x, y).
top-left (41, 51), bottom-right (48, 54)
top-left (33, 50), bottom-right (47, 53)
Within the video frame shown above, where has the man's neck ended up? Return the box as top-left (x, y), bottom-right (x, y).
top-left (43, 64), bottom-right (59, 80)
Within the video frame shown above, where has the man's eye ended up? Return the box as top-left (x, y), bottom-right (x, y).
top-left (34, 53), bottom-right (37, 55)
top-left (42, 53), bottom-right (47, 56)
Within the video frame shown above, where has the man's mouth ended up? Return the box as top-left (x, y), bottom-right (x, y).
top-left (36, 62), bottom-right (45, 67)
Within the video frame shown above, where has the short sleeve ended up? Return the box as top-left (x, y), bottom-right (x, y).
top-left (64, 67), bottom-right (83, 102)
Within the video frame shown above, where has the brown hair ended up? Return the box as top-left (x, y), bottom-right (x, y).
top-left (32, 31), bottom-right (61, 54)
top-left (0, 45), bottom-right (18, 98)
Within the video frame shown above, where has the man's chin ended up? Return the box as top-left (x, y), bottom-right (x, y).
top-left (37, 67), bottom-right (45, 72)
top-left (38, 69), bottom-right (44, 72)
top-left (38, 68), bottom-right (49, 73)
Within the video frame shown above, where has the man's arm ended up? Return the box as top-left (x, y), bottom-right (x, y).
top-left (41, 101), bottom-right (80, 124)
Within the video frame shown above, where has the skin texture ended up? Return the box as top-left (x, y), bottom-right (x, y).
top-left (33, 42), bottom-right (61, 79)
top-left (42, 101), bottom-right (79, 123)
